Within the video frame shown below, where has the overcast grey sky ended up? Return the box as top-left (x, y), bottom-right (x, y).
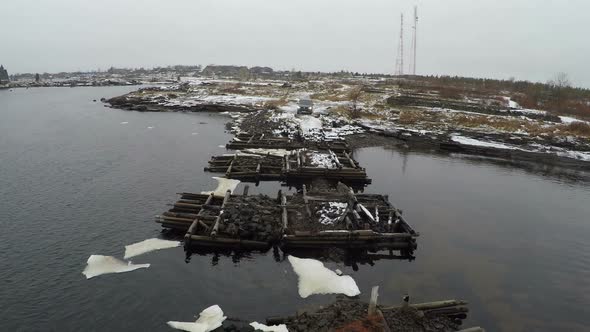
top-left (2, 0), bottom-right (589, 87)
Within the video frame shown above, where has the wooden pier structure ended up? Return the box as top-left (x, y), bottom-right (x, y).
top-left (156, 183), bottom-right (418, 253)
top-left (204, 149), bottom-right (371, 186)
top-left (226, 132), bottom-right (350, 152)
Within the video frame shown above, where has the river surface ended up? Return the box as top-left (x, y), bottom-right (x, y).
top-left (1, 87), bottom-right (589, 331)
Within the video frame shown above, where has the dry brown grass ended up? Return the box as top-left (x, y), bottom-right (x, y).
top-left (311, 91), bottom-right (348, 102)
top-left (218, 83), bottom-right (245, 94)
top-left (561, 121), bottom-right (590, 137)
top-left (263, 98), bottom-right (288, 110)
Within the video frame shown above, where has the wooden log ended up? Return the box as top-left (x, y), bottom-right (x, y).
top-left (381, 299), bottom-right (468, 312)
top-left (210, 190), bottom-right (231, 238)
top-left (368, 286), bottom-right (379, 315)
top-left (375, 205), bottom-right (380, 223)
top-left (225, 157), bottom-right (235, 177)
top-left (358, 203), bottom-right (376, 223)
top-left (456, 327), bottom-right (485, 332)
top-left (329, 149), bottom-right (342, 169)
top-left (424, 307), bottom-right (469, 316)
top-left (343, 151), bottom-right (357, 168)
top-left (302, 184), bottom-right (312, 218)
top-left (187, 235), bottom-right (270, 249)
top-left (185, 193), bottom-right (215, 237)
top-left (281, 192), bottom-right (288, 230)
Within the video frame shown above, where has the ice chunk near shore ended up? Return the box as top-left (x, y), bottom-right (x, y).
top-left (167, 305), bottom-right (226, 332)
top-left (201, 177), bottom-right (241, 196)
top-left (560, 115), bottom-right (589, 124)
top-left (124, 238), bottom-right (181, 259)
top-left (82, 255), bottom-right (150, 279)
top-left (451, 135), bottom-right (522, 150)
top-left (250, 322), bottom-right (289, 332)
top-left (287, 256), bottom-right (360, 298)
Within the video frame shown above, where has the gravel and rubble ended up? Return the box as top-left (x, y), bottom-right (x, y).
top-left (273, 296), bottom-right (461, 332)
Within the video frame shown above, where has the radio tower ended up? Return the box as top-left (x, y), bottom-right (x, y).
top-left (410, 6), bottom-right (418, 75)
top-left (395, 13), bottom-right (404, 76)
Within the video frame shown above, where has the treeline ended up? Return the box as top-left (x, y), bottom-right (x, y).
top-left (399, 74), bottom-right (590, 118)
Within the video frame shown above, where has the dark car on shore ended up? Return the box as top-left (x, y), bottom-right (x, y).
top-left (297, 98), bottom-right (313, 114)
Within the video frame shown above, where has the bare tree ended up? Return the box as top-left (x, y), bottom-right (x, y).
top-left (547, 72), bottom-right (571, 111)
top-left (347, 86), bottom-right (363, 118)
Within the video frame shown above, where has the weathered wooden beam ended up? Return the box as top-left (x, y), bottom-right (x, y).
top-left (210, 190), bottom-right (231, 238)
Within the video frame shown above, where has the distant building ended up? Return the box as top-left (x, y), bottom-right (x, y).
top-left (0, 65), bottom-right (9, 83)
top-left (202, 65), bottom-right (248, 78)
top-left (249, 66), bottom-right (274, 76)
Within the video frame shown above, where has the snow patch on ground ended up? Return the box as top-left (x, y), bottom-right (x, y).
top-left (124, 238), bottom-right (181, 259)
top-left (560, 116), bottom-right (588, 124)
top-left (82, 255), bottom-right (150, 279)
top-left (288, 255), bottom-right (360, 298)
top-left (167, 305), bottom-right (227, 332)
top-left (308, 152), bottom-right (336, 168)
top-left (201, 177), bottom-right (241, 196)
top-left (451, 135), bottom-right (521, 150)
top-left (317, 202), bottom-right (347, 225)
top-left (243, 148), bottom-right (292, 157)
top-left (297, 115), bottom-right (323, 135)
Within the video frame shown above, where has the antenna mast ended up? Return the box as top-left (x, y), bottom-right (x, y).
top-left (395, 13), bottom-right (404, 76)
top-left (411, 6), bottom-right (418, 75)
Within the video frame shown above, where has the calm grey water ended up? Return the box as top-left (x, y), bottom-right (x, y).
top-left (1, 87), bottom-right (589, 331)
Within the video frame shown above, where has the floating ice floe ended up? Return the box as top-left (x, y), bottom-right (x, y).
top-left (167, 305), bottom-right (227, 332)
top-left (82, 255), bottom-right (150, 279)
top-left (191, 132), bottom-right (199, 135)
top-left (147, 126), bottom-right (154, 129)
top-left (120, 121), bottom-right (129, 125)
top-left (287, 256), bottom-right (360, 298)
top-left (201, 177), bottom-right (241, 196)
top-left (124, 238), bottom-right (181, 259)
top-left (250, 322), bottom-right (289, 332)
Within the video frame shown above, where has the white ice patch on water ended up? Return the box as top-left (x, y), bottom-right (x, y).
top-left (191, 132), bottom-right (199, 135)
top-left (201, 177), bottom-right (241, 196)
top-left (120, 122), bottom-right (129, 125)
top-left (287, 256), bottom-right (360, 298)
top-left (124, 238), bottom-right (181, 259)
top-left (167, 305), bottom-right (227, 332)
top-left (250, 322), bottom-right (289, 332)
top-left (82, 255), bottom-right (150, 279)
top-left (451, 136), bottom-right (520, 150)
top-left (218, 145), bottom-right (225, 148)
